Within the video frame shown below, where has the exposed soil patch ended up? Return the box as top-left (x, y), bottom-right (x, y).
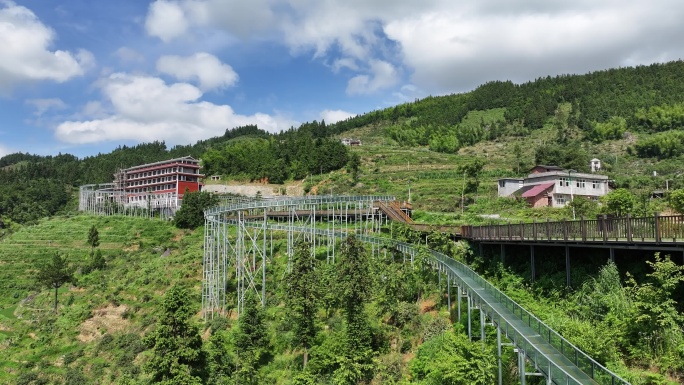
top-left (419, 298), bottom-right (436, 314)
top-left (123, 244), bottom-right (140, 252)
top-left (78, 305), bottom-right (130, 342)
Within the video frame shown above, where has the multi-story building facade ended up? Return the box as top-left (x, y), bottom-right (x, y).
top-left (113, 156), bottom-right (204, 205)
top-left (498, 165), bottom-right (610, 208)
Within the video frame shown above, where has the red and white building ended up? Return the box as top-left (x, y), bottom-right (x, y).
top-left (497, 165), bottom-right (610, 208)
top-left (114, 156), bottom-right (204, 205)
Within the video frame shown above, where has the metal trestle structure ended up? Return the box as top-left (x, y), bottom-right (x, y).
top-left (203, 195), bottom-right (630, 385)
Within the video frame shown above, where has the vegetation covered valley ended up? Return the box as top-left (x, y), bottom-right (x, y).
top-left (1, 61), bottom-right (684, 384)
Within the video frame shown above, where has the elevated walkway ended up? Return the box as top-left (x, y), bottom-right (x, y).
top-left (204, 195), bottom-right (629, 385)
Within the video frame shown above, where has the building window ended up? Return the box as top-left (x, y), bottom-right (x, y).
top-left (576, 179), bottom-right (586, 188)
top-left (556, 195), bottom-right (566, 205)
top-left (559, 177), bottom-right (569, 187)
top-left (592, 180), bottom-right (600, 189)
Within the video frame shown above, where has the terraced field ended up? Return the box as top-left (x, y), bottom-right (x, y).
top-left (0, 215), bottom-right (175, 307)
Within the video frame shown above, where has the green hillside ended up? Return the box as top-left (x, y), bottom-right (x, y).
top-left (1, 61), bottom-right (684, 384)
top-left (0, 216), bottom-right (201, 384)
top-left (5, 61), bottom-right (684, 225)
top-left (0, 215), bottom-right (488, 384)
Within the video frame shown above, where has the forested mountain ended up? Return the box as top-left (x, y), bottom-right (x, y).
top-left (3, 62), bottom-right (684, 385)
top-left (4, 60), bottom-right (684, 224)
top-left (0, 122), bottom-right (347, 223)
top-left (330, 60), bottom-right (684, 136)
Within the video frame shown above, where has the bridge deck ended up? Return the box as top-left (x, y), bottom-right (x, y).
top-left (458, 271), bottom-right (598, 384)
top-left (208, 195), bottom-right (628, 385)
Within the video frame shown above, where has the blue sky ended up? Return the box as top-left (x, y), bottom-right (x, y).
top-left (2, 0), bottom-right (684, 158)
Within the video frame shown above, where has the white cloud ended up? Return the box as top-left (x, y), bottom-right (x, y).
top-left (183, 0), bottom-right (276, 38)
top-left (25, 98), bottom-right (67, 116)
top-left (114, 47), bottom-right (145, 64)
top-left (383, 1), bottom-right (684, 91)
top-left (156, 52), bottom-right (238, 91)
top-left (0, 2), bottom-right (92, 92)
top-left (145, 0), bottom-right (274, 42)
top-left (80, 101), bottom-right (109, 119)
top-left (143, 0), bottom-right (684, 95)
top-left (144, 0), bottom-right (189, 42)
top-left (346, 60), bottom-right (399, 95)
top-left (320, 109), bottom-right (356, 124)
top-left (331, 58), bottom-right (359, 73)
top-left (55, 73), bottom-right (297, 145)
top-left (0, 143), bottom-right (10, 158)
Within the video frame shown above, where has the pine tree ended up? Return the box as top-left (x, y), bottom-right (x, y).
top-left (207, 330), bottom-right (234, 385)
top-left (144, 286), bottom-right (208, 384)
top-left (87, 225), bottom-right (100, 252)
top-left (286, 241), bottom-right (319, 367)
top-left (234, 291), bottom-right (267, 384)
top-left (35, 252), bottom-right (74, 311)
top-left (346, 153), bottom-right (361, 184)
top-left (337, 236), bottom-right (372, 361)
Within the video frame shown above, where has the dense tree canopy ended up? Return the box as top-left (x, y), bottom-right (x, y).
top-left (174, 191), bottom-right (220, 230)
top-left (144, 286), bottom-right (208, 384)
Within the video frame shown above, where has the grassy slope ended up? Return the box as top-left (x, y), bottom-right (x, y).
top-left (0, 215), bottom-right (455, 384)
top-left (0, 215), bottom-right (203, 383)
top-left (306, 107), bottom-right (677, 224)
top-left (1, 109), bottom-right (681, 383)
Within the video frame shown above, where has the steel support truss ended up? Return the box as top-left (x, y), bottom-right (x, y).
top-left (202, 195), bottom-right (392, 318)
top-left (202, 195), bottom-right (630, 385)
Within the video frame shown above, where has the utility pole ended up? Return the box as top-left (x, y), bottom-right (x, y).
top-left (408, 180), bottom-right (411, 203)
top-left (461, 171), bottom-right (466, 214)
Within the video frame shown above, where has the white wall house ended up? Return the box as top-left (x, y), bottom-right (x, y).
top-left (498, 166), bottom-right (610, 208)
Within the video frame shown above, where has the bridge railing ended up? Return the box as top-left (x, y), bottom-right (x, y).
top-left (206, 195), bottom-right (395, 216)
top-left (343, 234), bottom-right (626, 384)
top-left (231, 218), bottom-right (629, 384)
top-left (465, 213), bottom-right (684, 244)
top-left (427, 250), bottom-right (627, 385)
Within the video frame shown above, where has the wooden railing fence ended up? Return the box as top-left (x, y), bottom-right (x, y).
top-left (462, 213), bottom-right (684, 244)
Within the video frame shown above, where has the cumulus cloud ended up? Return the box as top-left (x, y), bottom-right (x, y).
top-left (156, 52), bottom-right (238, 91)
top-left (144, 0), bottom-right (684, 95)
top-left (383, 4), bottom-right (653, 91)
top-left (55, 73), bottom-right (297, 145)
top-left (346, 60), bottom-right (400, 95)
top-left (145, 0), bottom-right (274, 41)
top-left (144, 0), bottom-right (189, 42)
top-left (0, 2), bottom-right (92, 92)
top-left (320, 109), bottom-right (356, 124)
top-left (25, 98), bottom-right (68, 116)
